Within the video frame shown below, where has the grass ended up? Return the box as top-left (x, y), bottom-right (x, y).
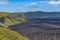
top-left (0, 12), bottom-right (26, 28)
top-left (0, 27), bottom-right (28, 40)
top-left (0, 12), bottom-right (9, 17)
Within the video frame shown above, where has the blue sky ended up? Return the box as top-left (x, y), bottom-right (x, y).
top-left (0, 0), bottom-right (60, 12)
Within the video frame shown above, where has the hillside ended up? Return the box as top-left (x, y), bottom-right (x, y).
top-left (0, 12), bottom-right (25, 28)
top-left (0, 12), bottom-right (28, 40)
top-left (0, 27), bottom-right (28, 40)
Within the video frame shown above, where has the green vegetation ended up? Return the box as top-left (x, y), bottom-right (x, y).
top-left (0, 12), bottom-right (9, 17)
top-left (0, 12), bottom-right (26, 28)
top-left (0, 12), bottom-right (28, 40)
top-left (0, 27), bottom-right (28, 40)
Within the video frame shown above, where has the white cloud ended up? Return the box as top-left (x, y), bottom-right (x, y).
top-left (48, 1), bottom-right (56, 4)
top-left (48, 1), bottom-right (60, 4)
top-left (25, 2), bottom-right (37, 6)
top-left (56, 1), bottom-right (60, 4)
top-left (0, 0), bottom-right (8, 4)
top-left (30, 2), bottom-right (37, 5)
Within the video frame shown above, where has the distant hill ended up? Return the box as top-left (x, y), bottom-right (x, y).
top-left (10, 11), bottom-right (60, 19)
top-left (21, 11), bottom-right (60, 19)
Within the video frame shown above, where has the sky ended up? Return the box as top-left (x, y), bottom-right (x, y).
top-left (0, 0), bottom-right (60, 12)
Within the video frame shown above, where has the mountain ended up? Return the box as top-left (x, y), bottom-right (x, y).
top-left (0, 11), bottom-right (59, 40)
top-left (22, 11), bottom-right (60, 19)
top-left (10, 11), bottom-right (60, 19)
top-left (8, 11), bottom-right (60, 40)
top-left (0, 12), bottom-right (25, 28)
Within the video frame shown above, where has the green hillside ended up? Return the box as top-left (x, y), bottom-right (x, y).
top-left (0, 12), bottom-right (28, 40)
top-left (0, 27), bottom-right (28, 40)
top-left (0, 12), bottom-right (25, 28)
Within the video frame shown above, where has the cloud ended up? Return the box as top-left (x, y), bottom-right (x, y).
top-left (25, 2), bottom-right (37, 5)
top-left (56, 1), bottom-right (60, 4)
top-left (48, 1), bottom-right (60, 4)
top-left (0, 0), bottom-right (8, 4)
top-left (30, 2), bottom-right (37, 5)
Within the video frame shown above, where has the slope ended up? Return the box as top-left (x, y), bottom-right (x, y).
top-left (0, 27), bottom-right (28, 40)
top-left (0, 12), bottom-right (25, 28)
